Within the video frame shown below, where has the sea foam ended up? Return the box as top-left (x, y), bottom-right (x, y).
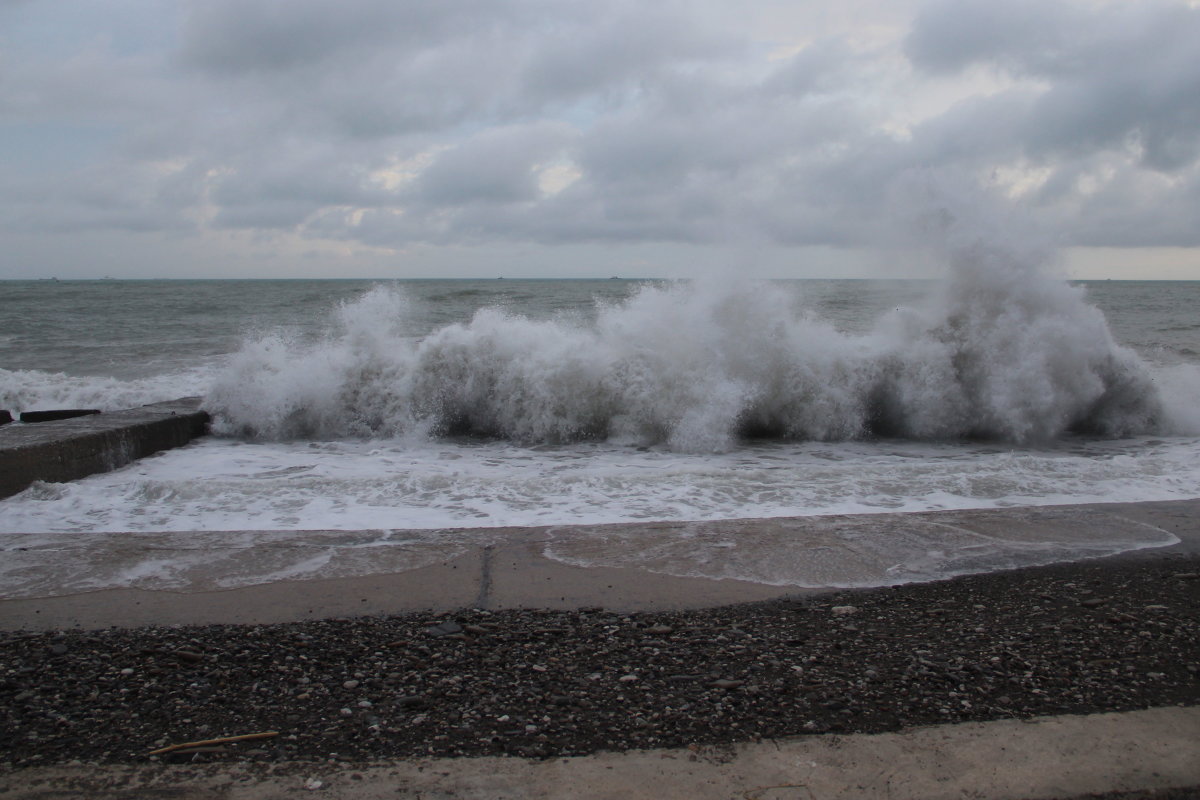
top-left (206, 239), bottom-right (1169, 450)
top-left (0, 367), bottom-right (211, 416)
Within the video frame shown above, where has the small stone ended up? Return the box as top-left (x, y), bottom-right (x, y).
top-left (707, 679), bottom-right (743, 690)
top-left (339, 708), bottom-right (353, 717)
top-left (342, 680), bottom-right (359, 690)
top-left (618, 674), bottom-right (638, 683)
top-left (1080, 598), bottom-right (1106, 608)
top-left (831, 606), bottom-right (858, 616)
top-left (644, 625), bottom-right (674, 635)
top-left (47, 644), bottom-right (68, 656)
top-left (304, 778), bottom-right (323, 791)
top-left (427, 621), bottom-right (464, 637)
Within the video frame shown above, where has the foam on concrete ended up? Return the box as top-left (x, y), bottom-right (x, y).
top-left (0, 397), bottom-right (209, 499)
top-left (2, 498), bottom-right (1198, 630)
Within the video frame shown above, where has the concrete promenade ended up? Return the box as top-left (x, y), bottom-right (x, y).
top-left (3, 707), bottom-right (1198, 799)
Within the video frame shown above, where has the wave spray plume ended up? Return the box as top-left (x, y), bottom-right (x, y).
top-left (205, 245), bottom-right (1163, 450)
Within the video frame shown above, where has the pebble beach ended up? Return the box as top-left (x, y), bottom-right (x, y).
top-left (3, 553), bottom-right (1197, 769)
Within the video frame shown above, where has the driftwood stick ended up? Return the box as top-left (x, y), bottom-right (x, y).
top-left (147, 731), bottom-right (279, 755)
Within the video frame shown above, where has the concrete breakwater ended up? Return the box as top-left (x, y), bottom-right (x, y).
top-left (0, 397), bottom-right (209, 499)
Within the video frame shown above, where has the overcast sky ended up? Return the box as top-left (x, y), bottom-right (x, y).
top-left (1, 0), bottom-right (1198, 279)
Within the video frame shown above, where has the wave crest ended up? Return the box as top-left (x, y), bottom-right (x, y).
top-left (205, 255), bottom-right (1167, 451)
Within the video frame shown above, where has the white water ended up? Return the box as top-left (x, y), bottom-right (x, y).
top-left (204, 259), bottom-right (1172, 450)
top-left (3, 434), bottom-right (1198, 534)
top-left (2, 237), bottom-right (1200, 593)
top-left (0, 366), bottom-right (211, 416)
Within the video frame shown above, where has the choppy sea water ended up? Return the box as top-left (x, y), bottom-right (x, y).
top-left (1, 265), bottom-right (1199, 591)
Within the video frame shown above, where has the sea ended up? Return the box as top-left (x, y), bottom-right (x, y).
top-left (2, 263), bottom-right (1199, 594)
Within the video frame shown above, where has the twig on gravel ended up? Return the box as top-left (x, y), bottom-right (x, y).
top-left (147, 731), bottom-right (279, 755)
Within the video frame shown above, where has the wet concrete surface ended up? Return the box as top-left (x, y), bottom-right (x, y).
top-left (0, 398), bottom-right (209, 499)
top-left (2, 498), bottom-right (1197, 630)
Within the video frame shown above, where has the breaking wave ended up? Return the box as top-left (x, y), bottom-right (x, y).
top-left (0, 367), bottom-right (210, 416)
top-left (205, 246), bottom-right (1170, 451)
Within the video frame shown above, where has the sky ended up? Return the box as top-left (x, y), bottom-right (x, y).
top-left (1, 0), bottom-right (1198, 280)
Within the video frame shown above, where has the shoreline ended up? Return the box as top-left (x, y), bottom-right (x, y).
top-left (4, 498), bottom-right (1199, 631)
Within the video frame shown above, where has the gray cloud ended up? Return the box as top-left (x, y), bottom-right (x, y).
top-left (2, 0), bottom-right (1199, 276)
top-left (179, 0), bottom-right (508, 75)
top-left (415, 123), bottom-right (576, 206)
top-left (905, 0), bottom-right (1080, 75)
top-left (907, 0), bottom-right (1200, 172)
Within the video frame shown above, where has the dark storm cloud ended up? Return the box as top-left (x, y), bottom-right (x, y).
top-left (2, 0), bottom-right (1200, 262)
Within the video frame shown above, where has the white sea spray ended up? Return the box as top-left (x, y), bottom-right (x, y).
top-left (204, 241), bottom-right (1167, 449)
top-left (0, 367), bottom-right (211, 415)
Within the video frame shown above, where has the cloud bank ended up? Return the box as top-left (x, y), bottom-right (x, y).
top-left (1, 0), bottom-right (1198, 276)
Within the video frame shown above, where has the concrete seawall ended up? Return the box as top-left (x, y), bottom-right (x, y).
top-left (0, 397), bottom-right (209, 499)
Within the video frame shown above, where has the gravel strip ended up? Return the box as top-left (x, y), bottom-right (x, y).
top-left (2, 555), bottom-right (1198, 767)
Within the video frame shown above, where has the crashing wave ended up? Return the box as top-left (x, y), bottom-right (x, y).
top-left (205, 240), bottom-right (1166, 450)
